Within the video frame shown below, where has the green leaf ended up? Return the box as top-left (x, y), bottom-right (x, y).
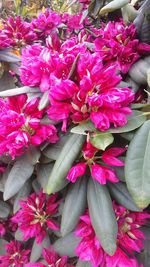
top-left (100, 0), bottom-right (129, 15)
top-left (71, 121), bottom-right (95, 135)
top-left (38, 91), bottom-right (49, 110)
top-left (87, 179), bottom-right (117, 256)
top-left (109, 111), bottom-right (146, 133)
top-left (76, 260), bottom-right (92, 267)
top-left (46, 134), bottom-right (85, 194)
top-left (108, 182), bottom-right (141, 211)
top-left (125, 120), bottom-right (150, 209)
top-left (0, 86), bottom-right (39, 97)
top-left (71, 111), bottom-right (146, 135)
top-left (30, 235), bottom-right (50, 262)
top-left (43, 133), bottom-right (71, 160)
top-left (0, 49), bottom-right (20, 62)
top-left (90, 132), bottom-right (114, 150)
top-left (3, 155), bottom-right (34, 201)
top-left (0, 201), bottom-right (10, 218)
top-left (53, 232), bottom-right (80, 257)
top-left (13, 180), bottom-right (32, 213)
top-left (61, 176), bottom-right (87, 236)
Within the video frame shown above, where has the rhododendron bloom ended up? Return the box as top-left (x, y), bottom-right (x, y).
top-left (3, 16), bottom-right (37, 47)
top-left (48, 53), bottom-right (134, 131)
top-left (12, 191), bottom-right (60, 243)
top-left (20, 39), bottom-right (86, 92)
top-left (94, 21), bottom-right (150, 73)
top-left (32, 9), bottom-right (62, 38)
top-left (67, 141), bottom-right (125, 184)
top-left (0, 241), bottom-right (30, 267)
top-left (76, 204), bottom-right (149, 267)
top-left (0, 94), bottom-right (58, 158)
top-left (26, 246), bottom-right (74, 267)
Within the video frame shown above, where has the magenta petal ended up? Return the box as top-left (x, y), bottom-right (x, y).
top-left (91, 164), bottom-right (106, 185)
top-left (67, 163), bottom-right (86, 183)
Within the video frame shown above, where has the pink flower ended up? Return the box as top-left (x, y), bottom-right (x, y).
top-left (0, 241), bottom-right (30, 267)
top-left (101, 147), bottom-right (126, 166)
top-left (20, 38), bottom-right (86, 92)
top-left (67, 141), bottom-right (125, 184)
top-left (0, 94), bottom-right (58, 158)
top-left (67, 162), bottom-right (87, 182)
top-left (94, 21), bottom-right (150, 73)
top-left (48, 53), bottom-right (134, 131)
top-left (91, 164), bottom-right (119, 184)
top-left (75, 204), bottom-right (149, 267)
top-left (3, 16), bottom-right (37, 47)
top-left (32, 9), bottom-right (62, 39)
top-left (26, 246), bottom-right (74, 267)
top-left (12, 191), bottom-right (60, 243)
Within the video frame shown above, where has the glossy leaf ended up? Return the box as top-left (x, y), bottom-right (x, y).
top-left (38, 91), bottom-right (49, 110)
top-left (30, 235), bottom-right (50, 262)
top-left (61, 176), bottom-right (87, 236)
top-left (46, 134), bottom-right (85, 194)
top-left (71, 111), bottom-right (146, 135)
top-left (0, 201), bottom-right (10, 218)
top-left (53, 232), bottom-right (80, 257)
top-left (100, 0), bottom-right (129, 15)
top-left (4, 155), bottom-right (34, 201)
top-left (108, 182), bottom-right (141, 211)
top-left (87, 179), bottom-right (117, 256)
top-left (0, 86), bottom-right (39, 97)
top-left (90, 132), bottom-right (114, 150)
top-left (125, 120), bottom-right (150, 209)
top-left (13, 180), bottom-right (32, 213)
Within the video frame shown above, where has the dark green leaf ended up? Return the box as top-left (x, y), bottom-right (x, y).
top-left (125, 120), bottom-right (150, 209)
top-left (108, 182), bottom-right (141, 211)
top-left (53, 232), bottom-right (80, 257)
top-left (76, 260), bottom-right (92, 267)
top-left (109, 111), bottom-right (146, 133)
top-left (30, 235), bottom-right (50, 262)
top-left (61, 176), bottom-right (87, 236)
top-left (46, 134), bottom-right (85, 194)
top-left (13, 180), bottom-right (32, 213)
top-left (87, 179), bottom-right (117, 255)
top-left (4, 155), bottom-right (34, 200)
top-left (0, 201), bottom-right (10, 218)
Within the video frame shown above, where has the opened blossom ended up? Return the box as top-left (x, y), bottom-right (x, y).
top-left (31, 9), bottom-right (62, 39)
top-left (12, 191), bottom-right (60, 243)
top-left (0, 94), bottom-right (58, 158)
top-left (26, 246), bottom-right (74, 267)
top-left (20, 38), bottom-right (86, 92)
top-left (2, 16), bottom-right (37, 47)
top-left (67, 141), bottom-right (126, 184)
top-left (0, 240), bottom-right (30, 267)
top-left (94, 21), bottom-right (150, 73)
top-left (75, 203), bottom-right (150, 267)
top-left (48, 52), bottom-right (134, 131)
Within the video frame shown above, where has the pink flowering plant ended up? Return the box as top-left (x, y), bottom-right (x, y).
top-left (0, 0), bottom-right (150, 266)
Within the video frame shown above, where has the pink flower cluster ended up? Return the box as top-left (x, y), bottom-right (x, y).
top-left (12, 191), bottom-right (60, 243)
top-left (76, 203), bottom-right (149, 267)
top-left (26, 246), bottom-right (74, 267)
top-left (0, 16), bottom-right (37, 49)
top-left (0, 94), bottom-right (58, 158)
top-left (0, 241), bottom-right (30, 267)
top-left (95, 20), bottom-right (150, 73)
top-left (67, 141), bottom-right (126, 184)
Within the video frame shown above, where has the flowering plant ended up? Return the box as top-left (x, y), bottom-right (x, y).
top-left (0, 0), bottom-right (150, 266)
